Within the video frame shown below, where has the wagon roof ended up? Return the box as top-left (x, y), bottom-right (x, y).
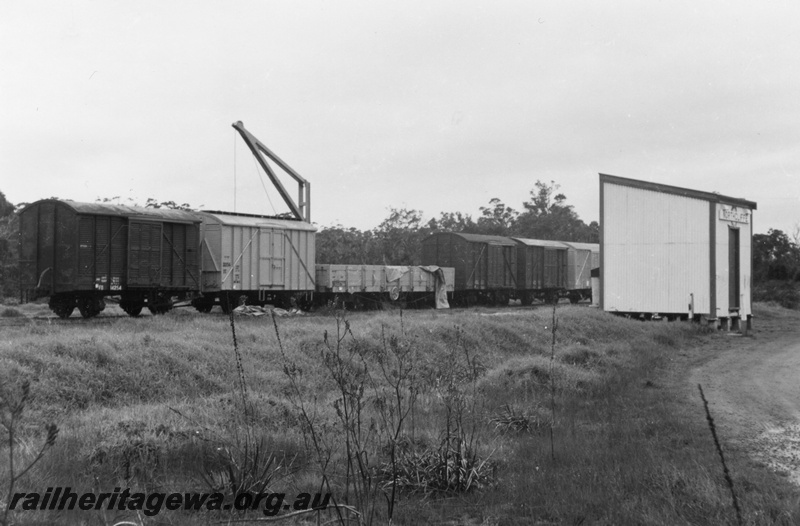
top-left (21, 199), bottom-right (202, 222)
top-left (511, 238), bottom-right (568, 249)
top-left (428, 232), bottom-right (517, 245)
top-left (559, 242), bottom-right (599, 251)
top-left (200, 211), bottom-right (317, 231)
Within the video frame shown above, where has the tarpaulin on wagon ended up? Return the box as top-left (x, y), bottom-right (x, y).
top-left (385, 266), bottom-right (410, 283)
top-left (420, 265), bottom-right (450, 309)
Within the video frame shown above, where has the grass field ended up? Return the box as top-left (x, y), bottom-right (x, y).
top-left (1, 303), bottom-right (798, 525)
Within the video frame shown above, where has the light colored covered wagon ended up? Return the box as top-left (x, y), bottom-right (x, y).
top-left (193, 211), bottom-right (316, 312)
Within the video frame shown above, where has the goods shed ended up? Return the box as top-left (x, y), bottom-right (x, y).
top-left (599, 174), bottom-right (757, 328)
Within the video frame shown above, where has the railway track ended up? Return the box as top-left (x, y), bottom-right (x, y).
top-left (0, 300), bottom-right (591, 328)
top-left (0, 314), bottom-right (132, 328)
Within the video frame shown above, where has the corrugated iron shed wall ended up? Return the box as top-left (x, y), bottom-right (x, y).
top-left (600, 174), bottom-right (756, 316)
top-left (602, 183), bottom-right (711, 314)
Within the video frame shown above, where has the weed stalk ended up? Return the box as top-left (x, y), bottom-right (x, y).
top-left (228, 308), bottom-right (249, 419)
top-left (698, 383), bottom-right (743, 526)
top-left (549, 301), bottom-right (558, 461)
top-left (1, 379), bottom-right (59, 526)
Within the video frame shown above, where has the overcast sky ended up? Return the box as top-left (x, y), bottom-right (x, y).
top-left (2, 1), bottom-right (799, 235)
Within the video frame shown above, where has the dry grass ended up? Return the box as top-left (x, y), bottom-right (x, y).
top-left (0, 304), bottom-right (797, 524)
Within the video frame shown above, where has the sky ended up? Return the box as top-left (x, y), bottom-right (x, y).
top-left (2, 1), bottom-right (799, 235)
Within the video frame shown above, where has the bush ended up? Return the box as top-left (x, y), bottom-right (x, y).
top-left (0, 307), bottom-right (22, 318)
top-left (753, 280), bottom-right (800, 309)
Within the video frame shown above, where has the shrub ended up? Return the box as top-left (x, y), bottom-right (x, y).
top-left (753, 280), bottom-right (800, 309)
top-left (0, 307), bottom-right (22, 318)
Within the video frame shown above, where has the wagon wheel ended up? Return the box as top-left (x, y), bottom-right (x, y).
top-left (148, 292), bottom-right (173, 315)
top-left (53, 304), bottom-right (74, 319)
top-left (568, 293), bottom-right (582, 304)
top-left (494, 291), bottom-right (510, 307)
top-left (121, 302), bottom-right (144, 317)
top-left (49, 294), bottom-right (76, 318)
top-left (120, 298), bottom-right (144, 317)
top-left (520, 292), bottom-right (534, 306)
top-left (148, 302), bottom-right (173, 315)
top-left (191, 296), bottom-right (214, 313)
top-left (220, 294), bottom-right (234, 315)
top-left (78, 297), bottom-right (100, 319)
top-left (383, 286), bottom-right (408, 309)
top-left (545, 291), bottom-right (560, 305)
top-left (388, 286), bottom-right (401, 302)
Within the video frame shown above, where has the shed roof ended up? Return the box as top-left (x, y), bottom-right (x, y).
top-left (600, 173), bottom-right (758, 209)
top-left (511, 238), bottom-right (568, 249)
top-left (21, 199), bottom-right (202, 222)
top-left (200, 211), bottom-right (317, 231)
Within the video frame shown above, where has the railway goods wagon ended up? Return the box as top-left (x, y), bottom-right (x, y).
top-left (561, 242), bottom-right (599, 303)
top-left (19, 200), bottom-right (201, 318)
top-left (511, 238), bottom-right (568, 304)
top-left (421, 232), bottom-right (517, 305)
top-left (314, 264), bottom-right (455, 308)
top-left (192, 211), bottom-right (316, 312)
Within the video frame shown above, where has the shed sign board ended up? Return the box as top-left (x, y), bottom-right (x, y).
top-left (719, 207), bottom-right (750, 224)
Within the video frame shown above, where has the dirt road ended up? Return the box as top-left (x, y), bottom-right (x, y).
top-left (689, 306), bottom-right (800, 486)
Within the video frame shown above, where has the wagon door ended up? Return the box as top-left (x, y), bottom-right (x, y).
top-left (259, 229), bottom-right (285, 288)
top-left (543, 249), bottom-right (560, 289)
top-left (271, 230), bottom-right (285, 286)
top-left (501, 245), bottom-right (516, 288)
top-left (486, 244), bottom-right (508, 289)
top-left (128, 221), bottom-right (163, 286)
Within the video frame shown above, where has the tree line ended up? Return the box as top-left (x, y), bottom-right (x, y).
top-left (317, 180), bottom-right (599, 265)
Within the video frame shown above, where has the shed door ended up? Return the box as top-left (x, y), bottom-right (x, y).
top-left (729, 228), bottom-right (740, 310)
top-left (129, 221), bottom-right (163, 286)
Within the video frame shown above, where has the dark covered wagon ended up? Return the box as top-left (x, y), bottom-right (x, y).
top-left (19, 200), bottom-right (201, 318)
top-left (421, 232), bottom-right (517, 306)
top-left (511, 238), bottom-right (568, 304)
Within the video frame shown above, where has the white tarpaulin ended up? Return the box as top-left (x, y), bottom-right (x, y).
top-left (384, 266), bottom-right (410, 283)
top-left (420, 265), bottom-right (450, 309)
